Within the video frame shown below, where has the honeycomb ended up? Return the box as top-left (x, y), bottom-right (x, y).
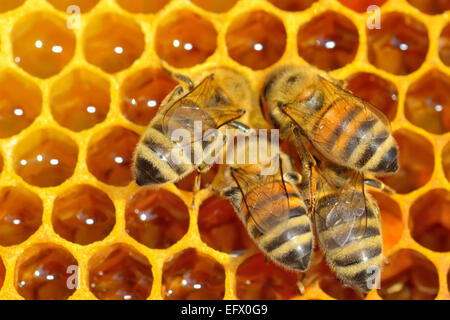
top-left (0, 0), bottom-right (449, 300)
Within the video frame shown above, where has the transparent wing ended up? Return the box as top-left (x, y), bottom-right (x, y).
top-left (283, 75), bottom-right (391, 153)
top-left (162, 75), bottom-right (245, 150)
top-left (231, 164), bottom-right (291, 233)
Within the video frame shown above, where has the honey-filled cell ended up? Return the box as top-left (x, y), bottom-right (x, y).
top-left (381, 129), bottom-right (434, 194)
top-left (442, 140), bottom-right (450, 182)
top-left (226, 10), bottom-right (286, 70)
top-left (378, 249), bottom-right (439, 300)
top-left (120, 68), bottom-right (177, 126)
top-left (13, 129), bottom-right (78, 188)
top-left (15, 244), bottom-right (78, 300)
top-left (162, 248), bottom-right (225, 300)
top-left (409, 189), bottom-right (450, 252)
top-left (125, 188), bottom-right (189, 249)
top-left (88, 243), bottom-right (153, 300)
top-left (0, 70), bottom-right (42, 138)
top-left (50, 69), bottom-right (110, 132)
top-left (0, 0), bottom-right (26, 12)
top-left (191, 0), bottom-right (238, 13)
top-left (439, 23), bottom-right (450, 66)
top-left (338, 0), bottom-right (387, 12)
top-left (346, 72), bottom-right (398, 121)
top-left (155, 10), bottom-right (217, 68)
top-left (115, 0), bottom-right (169, 13)
top-left (235, 253), bottom-right (299, 300)
top-left (87, 126), bottom-right (139, 186)
top-left (46, 0), bottom-right (99, 13)
top-left (405, 70), bottom-right (450, 135)
top-left (297, 11), bottom-right (359, 71)
top-left (83, 13), bottom-right (145, 73)
top-left (369, 191), bottom-right (403, 251)
top-left (367, 13), bottom-right (429, 75)
top-left (52, 185), bottom-right (115, 245)
top-left (407, 0), bottom-right (450, 15)
top-left (11, 12), bottom-right (76, 79)
top-left (268, 0), bottom-right (317, 11)
top-left (0, 186), bottom-right (43, 246)
top-left (319, 276), bottom-right (365, 300)
top-left (198, 196), bottom-right (255, 256)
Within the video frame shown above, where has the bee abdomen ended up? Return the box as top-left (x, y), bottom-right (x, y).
top-left (331, 245), bottom-right (383, 293)
top-left (258, 214), bottom-right (314, 272)
top-left (133, 127), bottom-right (192, 186)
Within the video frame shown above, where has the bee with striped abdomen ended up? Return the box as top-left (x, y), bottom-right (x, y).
top-left (309, 157), bottom-right (384, 293)
top-left (133, 67), bottom-right (254, 190)
top-left (216, 135), bottom-right (314, 272)
top-left (262, 64), bottom-right (399, 175)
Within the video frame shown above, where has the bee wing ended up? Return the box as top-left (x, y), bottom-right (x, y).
top-left (283, 75), bottom-right (391, 152)
top-left (231, 164), bottom-right (291, 233)
top-left (315, 166), bottom-right (368, 248)
top-left (162, 75), bottom-right (245, 149)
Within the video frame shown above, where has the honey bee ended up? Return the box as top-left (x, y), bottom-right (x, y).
top-left (306, 153), bottom-right (384, 293)
top-left (216, 135), bottom-right (314, 272)
top-left (133, 67), bottom-right (254, 190)
top-left (262, 64), bottom-right (399, 175)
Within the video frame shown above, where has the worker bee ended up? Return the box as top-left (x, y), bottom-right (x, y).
top-left (262, 64), bottom-right (399, 175)
top-left (305, 151), bottom-right (385, 293)
top-left (133, 67), bottom-right (254, 190)
top-left (215, 134), bottom-right (314, 272)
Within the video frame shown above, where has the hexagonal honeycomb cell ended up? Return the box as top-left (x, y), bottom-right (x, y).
top-left (297, 11), bottom-right (358, 71)
top-left (226, 10), bottom-right (286, 70)
top-left (120, 68), bottom-right (177, 126)
top-left (0, 0), bottom-right (449, 301)
top-left (50, 69), bottom-right (110, 132)
top-left (15, 244), bottom-right (78, 300)
top-left (83, 13), bottom-right (145, 73)
top-left (409, 189), bottom-right (450, 252)
top-left (378, 249), bottom-right (439, 300)
top-left (88, 243), bottom-right (153, 300)
top-left (155, 10), bottom-right (217, 68)
top-left (125, 188), bottom-right (189, 249)
top-left (0, 186), bottom-right (43, 246)
top-left (162, 248), bottom-right (225, 300)
top-left (13, 129), bottom-right (78, 188)
top-left (0, 70), bottom-right (42, 138)
top-left (12, 12), bottom-right (76, 79)
top-left (405, 69), bottom-right (450, 135)
top-left (367, 13), bottom-right (429, 75)
top-left (52, 184), bottom-right (115, 245)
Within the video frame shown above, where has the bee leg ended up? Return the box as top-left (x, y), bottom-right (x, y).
top-left (160, 59), bottom-right (195, 91)
top-left (297, 273), bottom-right (306, 295)
top-left (383, 256), bottom-right (390, 266)
top-left (264, 256), bottom-right (270, 264)
top-left (364, 178), bottom-right (395, 194)
top-left (190, 168), bottom-right (202, 210)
